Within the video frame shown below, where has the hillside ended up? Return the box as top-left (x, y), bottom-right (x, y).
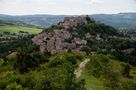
top-left (32, 16), bottom-right (136, 65)
top-left (32, 16), bottom-right (119, 53)
top-left (0, 17), bottom-right (42, 34)
top-left (0, 16), bottom-right (136, 90)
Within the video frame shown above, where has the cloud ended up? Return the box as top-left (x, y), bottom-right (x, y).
top-left (90, 0), bottom-right (103, 3)
top-left (0, 0), bottom-right (135, 15)
top-left (67, 0), bottom-right (105, 4)
top-left (88, 0), bottom-right (113, 4)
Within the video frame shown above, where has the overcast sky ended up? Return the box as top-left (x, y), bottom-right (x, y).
top-left (0, 0), bottom-right (136, 15)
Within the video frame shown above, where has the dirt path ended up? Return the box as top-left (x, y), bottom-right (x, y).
top-left (74, 59), bottom-right (90, 78)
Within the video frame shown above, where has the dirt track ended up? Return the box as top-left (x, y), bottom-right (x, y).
top-left (74, 59), bottom-right (90, 78)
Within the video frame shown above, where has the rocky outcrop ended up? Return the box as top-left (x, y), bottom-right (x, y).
top-left (32, 16), bottom-right (91, 53)
top-left (123, 48), bottom-right (135, 54)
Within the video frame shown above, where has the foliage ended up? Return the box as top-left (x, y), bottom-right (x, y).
top-left (0, 14), bottom-right (136, 90)
top-left (121, 64), bottom-right (131, 78)
top-left (0, 59), bottom-right (4, 67)
top-left (14, 49), bottom-right (50, 73)
top-left (76, 23), bottom-right (118, 38)
top-left (84, 54), bottom-right (136, 90)
top-left (0, 35), bottom-right (36, 57)
top-left (0, 51), bottom-right (85, 90)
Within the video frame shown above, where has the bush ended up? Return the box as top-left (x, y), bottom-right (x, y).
top-left (14, 51), bottom-right (50, 73)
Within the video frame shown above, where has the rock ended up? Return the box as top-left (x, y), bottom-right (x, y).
top-left (123, 48), bottom-right (135, 54)
top-left (74, 38), bottom-right (87, 45)
top-left (85, 33), bottom-right (91, 39)
top-left (96, 34), bottom-right (101, 40)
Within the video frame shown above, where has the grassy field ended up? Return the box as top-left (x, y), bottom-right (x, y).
top-left (80, 68), bottom-right (106, 90)
top-left (0, 25), bottom-right (42, 34)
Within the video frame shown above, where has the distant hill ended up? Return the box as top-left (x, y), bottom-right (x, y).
top-left (90, 13), bottom-right (136, 30)
top-left (0, 18), bottom-right (40, 28)
top-left (0, 14), bottom-right (66, 28)
top-left (0, 13), bottom-right (136, 30)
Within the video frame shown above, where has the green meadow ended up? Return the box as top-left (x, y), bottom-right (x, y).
top-left (0, 25), bottom-right (42, 34)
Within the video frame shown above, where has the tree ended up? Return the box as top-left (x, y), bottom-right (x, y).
top-left (80, 46), bottom-right (91, 55)
top-left (106, 71), bottom-right (120, 90)
top-left (86, 15), bottom-right (91, 22)
top-left (122, 64), bottom-right (131, 78)
top-left (14, 51), bottom-right (50, 73)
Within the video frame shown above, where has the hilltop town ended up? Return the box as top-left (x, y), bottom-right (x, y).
top-left (32, 16), bottom-right (135, 54)
top-left (32, 16), bottom-right (93, 53)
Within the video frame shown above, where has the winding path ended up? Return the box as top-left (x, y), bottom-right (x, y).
top-left (74, 59), bottom-right (90, 78)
